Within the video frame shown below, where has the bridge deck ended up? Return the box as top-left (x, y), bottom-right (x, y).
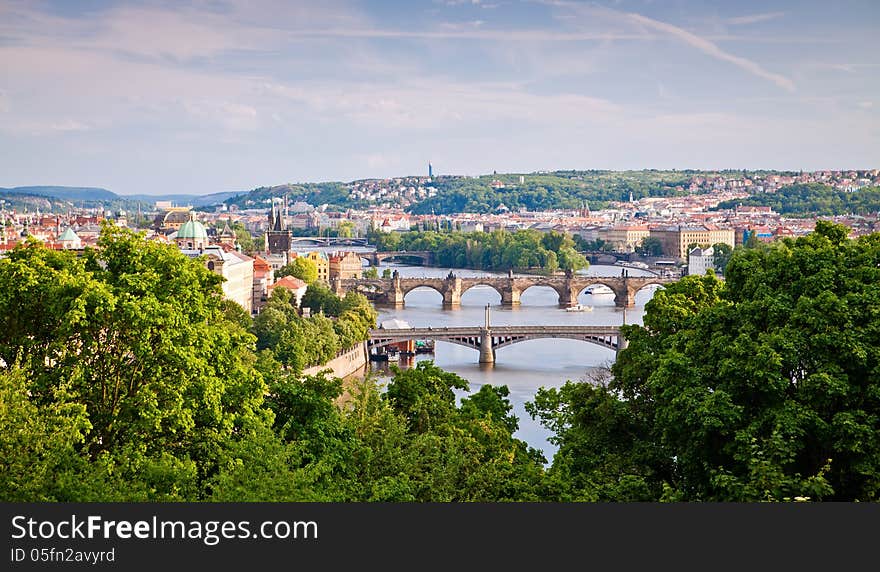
top-left (370, 325), bottom-right (621, 338)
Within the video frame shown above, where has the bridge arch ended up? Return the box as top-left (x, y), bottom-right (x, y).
top-left (372, 251), bottom-right (434, 266)
top-left (632, 282), bottom-right (665, 305)
top-left (575, 280), bottom-right (620, 296)
top-left (518, 283), bottom-right (568, 305)
top-left (493, 335), bottom-right (619, 352)
top-left (369, 338), bottom-right (480, 351)
top-left (459, 282), bottom-right (504, 304)
top-left (400, 284), bottom-right (446, 307)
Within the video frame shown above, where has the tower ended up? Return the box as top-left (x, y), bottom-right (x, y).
top-left (266, 197), bottom-right (292, 254)
top-left (219, 219), bottom-right (236, 247)
top-left (428, 162), bottom-right (433, 178)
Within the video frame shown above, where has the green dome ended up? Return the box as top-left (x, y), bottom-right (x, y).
top-left (178, 218), bottom-right (208, 240)
top-left (58, 227), bottom-right (79, 241)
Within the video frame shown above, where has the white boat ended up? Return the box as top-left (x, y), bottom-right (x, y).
top-left (566, 304), bottom-right (593, 312)
top-left (585, 284), bottom-right (614, 295)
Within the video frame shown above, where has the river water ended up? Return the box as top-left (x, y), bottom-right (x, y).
top-left (360, 263), bottom-right (659, 463)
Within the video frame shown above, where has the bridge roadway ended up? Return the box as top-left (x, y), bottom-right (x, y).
top-left (368, 324), bottom-right (626, 364)
top-left (336, 271), bottom-right (675, 308)
top-left (289, 236), bottom-right (371, 247)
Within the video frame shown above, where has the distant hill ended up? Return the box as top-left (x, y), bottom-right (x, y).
top-left (0, 190), bottom-right (74, 212)
top-left (0, 186), bottom-right (244, 210)
top-left (0, 186), bottom-right (118, 202)
top-left (124, 191), bottom-right (243, 208)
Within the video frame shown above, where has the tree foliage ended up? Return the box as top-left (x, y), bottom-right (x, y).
top-left (0, 225), bottom-right (269, 500)
top-left (276, 256), bottom-right (319, 284)
top-left (371, 229), bottom-right (588, 272)
top-left (530, 222), bottom-right (880, 501)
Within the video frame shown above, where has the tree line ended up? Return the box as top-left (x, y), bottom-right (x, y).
top-left (1, 221), bottom-right (878, 501)
top-left (370, 228), bottom-right (589, 273)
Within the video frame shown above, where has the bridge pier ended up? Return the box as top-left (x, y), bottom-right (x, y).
top-left (616, 334), bottom-right (629, 357)
top-left (614, 288), bottom-right (636, 308)
top-left (501, 286), bottom-right (521, 306)
top-left (560, 283), bottom-right (579, 308)
top-left (478, 329), bottom-right (495, 364)
top-left (442, 277), bottom-right (462, 308)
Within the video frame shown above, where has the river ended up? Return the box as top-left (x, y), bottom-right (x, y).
top-left (359, 262), bottom-right (659, 463)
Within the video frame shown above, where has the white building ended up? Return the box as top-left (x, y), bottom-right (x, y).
top-left (181, 245), bottom-right (255, 313)
top-left (688, 246), bottom-right (715, 276)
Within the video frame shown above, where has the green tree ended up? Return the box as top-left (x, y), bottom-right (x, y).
top-left (363, 266), bottom-right (379, 279)
top-left (531, 222), bottom-right (880, 501)
top-left (0, 225), bottom-right (270, 500)
top-left (637, 237), bottom-right (664, 257)
top-left (711, 242), bottom-right (733, 274)
top-left (232, 221), bottom-right (256, 253)
top-left (277, 257), bottom-right (319, 284)
top-left (337, 221), bottom-right (355, 238)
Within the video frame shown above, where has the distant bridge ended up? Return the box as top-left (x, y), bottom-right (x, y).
top-left (290, 236), bottom-right (371, 247)
top-left (369, 250), bottom-right (435, 266)
top-left (368, 322), bottom-right (627, 364)
top-left (336, 270), bottom-right (676, 308)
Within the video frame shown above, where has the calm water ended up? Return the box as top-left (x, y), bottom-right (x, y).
top-left (361, 263), bottom-right (659, 462)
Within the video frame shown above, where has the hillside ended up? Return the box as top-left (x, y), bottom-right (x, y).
top-left (224, 170), bottom-right (720, 214)
top-left (0, 191), bottom-right (74, 212)
top-left (0, 186), bottom-right (117, 202)
top-left (125, 191), bottom-right (242, 207)
top-left (713, 183), bottom-right (880, 217)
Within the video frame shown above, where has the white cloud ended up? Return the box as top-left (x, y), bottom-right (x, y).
top-left (49, 120), bottom-right (91, 132)
top-left (727, 12), bottom-right (785, 26)
top-left (626, 12), bottom-right (796, 92)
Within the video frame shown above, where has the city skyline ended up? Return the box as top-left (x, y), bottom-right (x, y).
top-left (1, 0), bottom-right (877, 195)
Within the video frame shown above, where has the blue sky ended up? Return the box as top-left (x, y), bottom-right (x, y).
top-left (0, 0), bottom-right (877, 195)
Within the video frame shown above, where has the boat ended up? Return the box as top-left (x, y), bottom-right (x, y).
top-left (565, 304), bottom-right (593, 312)
top-left (414, 339), bottom-right (435, 354)
top-left (584, 284), bottom-right (614, 295)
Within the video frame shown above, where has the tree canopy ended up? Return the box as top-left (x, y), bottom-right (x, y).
top-left (529, 221), bottom-right (880, 501)
top-left (277, 256), bottom-right (319, 284)
top-left (0, 225), bottom-right (269, 500)
top-left (371, 229), bottom-right (588, 273)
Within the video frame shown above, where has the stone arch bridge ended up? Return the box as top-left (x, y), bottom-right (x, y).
top-left (335, 272), bottom-right (676, 308)
top-left (368, 250), bottom-right (435, 266)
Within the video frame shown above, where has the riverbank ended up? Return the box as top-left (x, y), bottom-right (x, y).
top-left (302, 342), bottom-right (368, 379)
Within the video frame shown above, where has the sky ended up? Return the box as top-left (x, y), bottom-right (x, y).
top-left (0, 0), bottom-right (877, 196)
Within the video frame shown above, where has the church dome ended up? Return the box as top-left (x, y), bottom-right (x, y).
top-left (177, 216), bottom-right (208, 240)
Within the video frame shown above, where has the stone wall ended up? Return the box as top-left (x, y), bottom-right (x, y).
top-left (302, 342), bottom-right (368, 379)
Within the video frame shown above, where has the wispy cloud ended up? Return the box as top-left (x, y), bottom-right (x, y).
top-left (627, 12), bottom-right (796, 92)
top-left (727, 12), bottom-right (785, 26)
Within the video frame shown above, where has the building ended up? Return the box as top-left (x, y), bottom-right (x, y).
top-left (650, 225), bottom-right (735, 259)
top-left (251, 255), bottom-right (274, 314)
top-left (688, 246), bottom-right (715, 276)
top-left (598, 224), bottom-right (650, 252)
top-left (57, 227), bottom-right (82, 250)
top-left (267, 275), bottom-right (308, 307)
top-left (175, 214), bottom-right (209, 251)
top-left (265, 197), bottom-right (292, 254)
top-left (218, 220), bottom-right (237, 247)
top-left (153, 206), bottom-right (192, 232)
top-left (329, 251), bottom-right (363, 280)
top-left (180, 245), bottom-right (254, 313)
top-left (299, 251), bottom-right (329, 283)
